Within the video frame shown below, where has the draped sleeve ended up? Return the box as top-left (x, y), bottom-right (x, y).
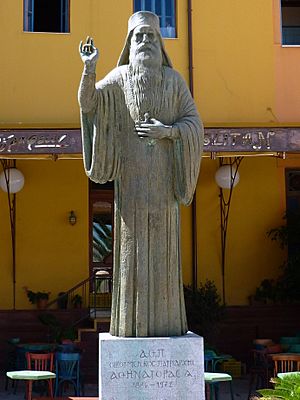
top-left (171, 71), bottom-right (204, 205)
top-left (79, 69), bottom-right (123, 184)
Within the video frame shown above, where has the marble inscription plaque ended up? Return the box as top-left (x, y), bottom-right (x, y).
top-left (99, 332), bottom-right (204, 400)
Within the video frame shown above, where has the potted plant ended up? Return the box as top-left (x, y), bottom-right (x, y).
top-left (38, 313), bottom-right (77, 343)
top-left (23, 286), bottom-right (50, 309)
top-left (71, 294), bottom-right (83, 309)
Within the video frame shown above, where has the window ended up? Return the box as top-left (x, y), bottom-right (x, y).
top-left (134, 0), bottom-right (176, 38)
top-left (281, 0), bottom-right (300, 45)
top-left (89, 181), bottom-right (114, 277)
top-left (24, 0), bottom-right (70, 33)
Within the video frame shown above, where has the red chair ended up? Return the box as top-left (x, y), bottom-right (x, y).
top-left (26, 352), bottom-right (55, 400)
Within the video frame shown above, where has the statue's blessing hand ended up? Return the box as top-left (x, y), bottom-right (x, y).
top-left (79, 36), bottom-right (99, 70)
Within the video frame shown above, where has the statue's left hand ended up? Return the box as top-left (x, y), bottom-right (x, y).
top-left (135, 118), bottom-right (177, 140)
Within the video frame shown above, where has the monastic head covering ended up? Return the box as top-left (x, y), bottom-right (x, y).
top-left (117, 11), bottom-right (173, 68)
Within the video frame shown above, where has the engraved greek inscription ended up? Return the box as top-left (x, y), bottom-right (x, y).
top-left (108, 368), bottom-right (186, 381)
top-left (110, 372), bottom-right (118, 380)
top-left (156, 381), bottom-right (174, 388)
top-left (139, 348), bottom-right (165, 358)
top-left (140, 350), bottom-right (147, 358)
top-left (185, 370), bottom-right (193, 377)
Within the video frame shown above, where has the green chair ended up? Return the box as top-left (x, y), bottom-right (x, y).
top-left (204, 372), bottom-right (234, 400)
top-left (204, 349), bottom-right (233, 372)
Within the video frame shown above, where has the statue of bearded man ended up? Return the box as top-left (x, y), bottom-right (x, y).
top-left (78, 11), bottom-right (203, 337)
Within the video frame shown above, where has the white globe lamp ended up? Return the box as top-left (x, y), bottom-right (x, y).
top-left (0, 168), bottom-right (25, 193)
top-left (215, 165), bottom-right (240, 189)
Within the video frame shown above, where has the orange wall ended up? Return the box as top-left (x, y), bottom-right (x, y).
top-left (0, 160), bottom-right (89, 309)
top-left (196, 156), bottom-right (288, 305)
top-left (0, 0), bottom-right (189, 128)
top-left (193, 0), bottom-right (275, 126)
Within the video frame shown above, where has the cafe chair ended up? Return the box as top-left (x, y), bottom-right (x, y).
top-left (54, 352), bottom-right (82, 396)
top-left (4, 338), bottom-right (20, 392)
top-left (271, 353), bottom-right (300, 375)
top-left (204, 349), bottom-right (233, 372)
top-left (204, 372), bottom-right (234, 400)
top-left (26, 352), bottom-right (55, 399)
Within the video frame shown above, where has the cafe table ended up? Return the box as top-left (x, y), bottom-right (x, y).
top-left (17, 343), bottom-right (56, 352)
top-left (16, 343), bottom-right (56, 369)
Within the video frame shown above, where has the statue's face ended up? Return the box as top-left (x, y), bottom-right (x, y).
top-left (129, 25), bottom-right (162, 66)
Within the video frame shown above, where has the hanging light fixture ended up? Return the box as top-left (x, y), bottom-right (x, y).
top-left (215, 164), bottom-right (240, 189)
top-left (0, 168), bottom-right (25, 193)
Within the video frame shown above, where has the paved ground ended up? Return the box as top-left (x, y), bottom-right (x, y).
top-left (0, 374), bottom-right (254, 399)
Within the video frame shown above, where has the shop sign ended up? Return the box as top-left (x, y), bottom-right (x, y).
top-left (1, 128), bottom-right (300, 154)
top-left (204, 128), bottom-right (300, 152)
top-left (0, 130), bottom-right (82, 154)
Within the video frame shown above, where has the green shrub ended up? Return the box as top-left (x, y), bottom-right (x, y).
top-left (258, 373), bottom-right (300, 400)
top-left (184, 280), bottom-right (224, 340)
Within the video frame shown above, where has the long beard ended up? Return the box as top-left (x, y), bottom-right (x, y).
top-left (128, 62), bottom-right (164, 121)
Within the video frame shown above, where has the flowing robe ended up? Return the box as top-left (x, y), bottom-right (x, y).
top-left (79, 65), bottom-right (203, 337)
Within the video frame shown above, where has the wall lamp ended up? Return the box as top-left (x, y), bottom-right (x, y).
top-left (215, 164), bottom-right (240, 189)
top-left (69, 210), bottom-right (77, 226)
top-left (0, 167), bottom-right (25, 193)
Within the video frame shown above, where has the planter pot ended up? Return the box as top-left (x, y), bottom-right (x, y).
top-left (37, 298), bottom-right (48, 309)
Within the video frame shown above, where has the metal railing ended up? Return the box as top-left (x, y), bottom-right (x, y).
top-left (46, 270), bottom-right (112, 323)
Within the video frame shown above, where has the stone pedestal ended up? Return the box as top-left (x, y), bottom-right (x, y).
top-left (99, 331), bottom-right (204, 400)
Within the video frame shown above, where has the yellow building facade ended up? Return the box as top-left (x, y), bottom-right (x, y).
top-left (0, 0), bottom-right (299, 309)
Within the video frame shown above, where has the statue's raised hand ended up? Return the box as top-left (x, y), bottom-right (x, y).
top-left (79, 37), bottom-right (99, 73)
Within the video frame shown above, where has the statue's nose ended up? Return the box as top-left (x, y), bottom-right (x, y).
top-left (142, 34), bottom-right (150, 43)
